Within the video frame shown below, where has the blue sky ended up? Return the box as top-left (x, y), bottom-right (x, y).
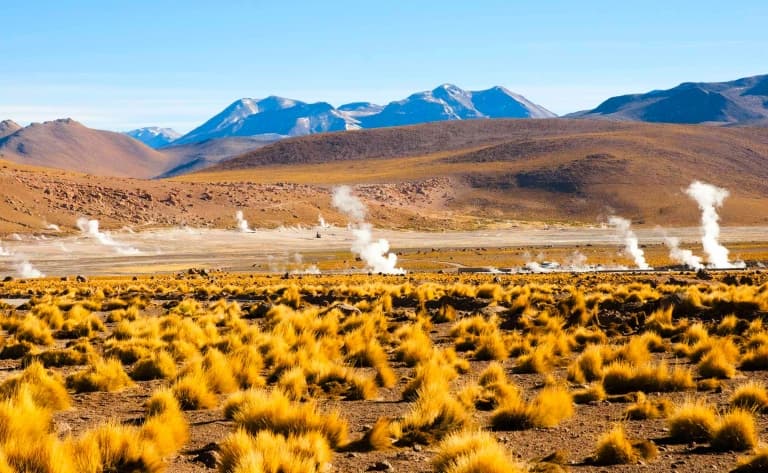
top-left (1, 1), bottom-right (766, 133)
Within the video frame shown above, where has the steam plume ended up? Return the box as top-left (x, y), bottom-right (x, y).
top-left (685, 181), bottom-right (743, 268)
top-left (609, 216), bottom-right (651, 269)
top-left (318, 214), bottom-right (330, 229)
top-left (76, 218), bottom-right (140, 255)
top-left (235, 210), bottom-right (253, 233)
top-left (332, 185), bottom-right (404, 274)
top-left (332, 186), bottom-right (366, 221)
top-left (663, 236), bottom-right (703, 270)
top-left (0, 240), bottom-right (9, 257)
top-left (15, 260), bottom-right (43, 279)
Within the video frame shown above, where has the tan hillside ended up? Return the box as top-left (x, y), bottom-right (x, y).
top-left (184, 119), bottom-right (768, 226)
top-left (0, 119), bottom-right (172, 178)
top-left (3, 119), bottom-right (768, 234)
top-left (0, 119), bottom-right (22, 139)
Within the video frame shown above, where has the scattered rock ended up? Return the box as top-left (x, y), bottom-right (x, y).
top-left (367, 461), bottom-right (393, 471)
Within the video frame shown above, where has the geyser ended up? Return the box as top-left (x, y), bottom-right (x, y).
top-left (609, 216), bottom-right (651, 269)
top-left (332, 185), bottom-right (404, 274)
top-left (235, 210), bottom-right (253, 233)
top-left (76, 218), bottom-right (140, 255)
top-left (685, 181), bottom-right (744, 268)
top-left (663, 236), bottom-right (703, 270)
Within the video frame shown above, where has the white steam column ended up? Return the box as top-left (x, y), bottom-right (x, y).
top-left (609, 216), bottom-right (651, 269)
top-left (685, 181), bottom-right (744, 269)
top-left (332, 185), bottom-right (404, 274)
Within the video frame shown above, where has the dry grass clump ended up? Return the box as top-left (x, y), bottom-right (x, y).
top-left (432, 430), bottom-right (525, 473)
top-left (228, 388), bottom-right (349, 449)
top-left (740, 344), bottom-right (768, 371)
top-left (572, 383), bottom-right (606, 404)
top-left (140, 388), bottom-right (190, 457)
top-left (70, 421), bottom-right (164, 473)
top-left (218, 429), bottom-right (331, 473)
top-left (402, 353), bottom-right (459, 401)
top-left (602, 361), bottom-right (694, 394)
top-left (395, 385), bottom-right (473, 446)
top-left (513, 343), bottom-right (556, 374)
top-left (451, 315), bottom-right (509, 361)
top-left (24, 346), bottom-right (90, 367)
top-left (67, 357), bottom-right (133, 393)
top-left (461, 362), bottom-right (520, 410)
top-left (0, 361), bottom-right (70, 410)
top-left (13, 314), bottom-right (54, 345)
top-left (710, 409), bottom-right (758, 452)
top-left (667, 399), bottom-right (718, 442)
top-left (567, 344), bottom-right (604, 383)
top-left (394, 322), bottom-right (434, 366)
top-left (731, 381), bottom-right (768, 411)
top-left (171, 371), bottom-right (219, 410)
top-left (228, 345), bottom-right (266, 389)
top-left (732, 448), bottom-right (768, 472)
top-left (624, 392), bottom-right (672, 420)
top-left (697, 339), bottom-right (740, 379)
top-left (592, 424), bottom-right (657, 465)
top-left (644, 305), bottom-right (684, 337)
top-left (0, 338), bottom-right (34, 359)
top-left (491, 385), bottom-right (573, 430)
top-left (130, 350), bottom-right (177, 381)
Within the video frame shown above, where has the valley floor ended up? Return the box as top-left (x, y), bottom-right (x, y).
top-left (2, 226), bottom-right (768, 277)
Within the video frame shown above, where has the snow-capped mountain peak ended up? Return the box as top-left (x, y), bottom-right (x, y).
top-left (124, 127), bottom-right (181, 149)
top-left (173, 84), bottom-right (555, 144)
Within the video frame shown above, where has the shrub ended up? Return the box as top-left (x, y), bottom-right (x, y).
top-left (171, 372), bottom-right (218, 410)
top-left (697, 342), bottom-right (738, 379)
top-left (667, 399), bottom-right (717, 442)
top-left (602, 362), bottom-right (694, 394)
top-left (433, 430), bottom-right (525, 473)
top-left (711, 410), bottom-right (757, 452)
top-left (218, 429), bottom-right (331, 473)
top-left (732, 448), bottom-right (768, 472)
top-left (130, 351), bottom-right (177, 381)
top-left (67, 358), bottom-right (133, 393)
top-left (491, 386), bottom-right (573, 430)
top-left (592, 425), bottom-right (637, 465)
top-left (731, 381), bottom-right (768, 411)
top-left (572, 384), bottom-right (606, 404)
top-left (624, 393), bottom-right (672, 420)
top-left (397, 386), bottom-right (473, 446)
top-left (0, 361), bottom-right (70, 410)
top-left (231, 389), bottom-right (348, 448)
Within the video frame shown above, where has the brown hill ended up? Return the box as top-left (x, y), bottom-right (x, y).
top-left (3, 119), bottom-right (768, 234)
top-left (186, 119), bottom-right (768, 226)
top-left (157, 136), bottom-right (279, 178)
top-left (0, 120), bottom-right (21, 139)
top-left (0, 119), bottom-right (172, 178)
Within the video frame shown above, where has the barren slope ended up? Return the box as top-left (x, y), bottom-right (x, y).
top-left (184, 119), bottom-right (768, 226)
top-left (3, 119), bottom-right (768, 234)
top-left (0, 119), bottom-right (172, 178)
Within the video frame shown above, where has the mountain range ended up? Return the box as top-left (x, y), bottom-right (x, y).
top-left (571, 74), bottom-right (768, 125)
top-left (167, 84), bottom-right (556, 145)
top-left (125, 127), bottom-right (181, 148)
top-left (2, 74), bottom-right (768, 179)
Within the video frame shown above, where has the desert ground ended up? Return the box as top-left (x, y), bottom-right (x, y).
top-left (2, 225), bottom-right (768, 277)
